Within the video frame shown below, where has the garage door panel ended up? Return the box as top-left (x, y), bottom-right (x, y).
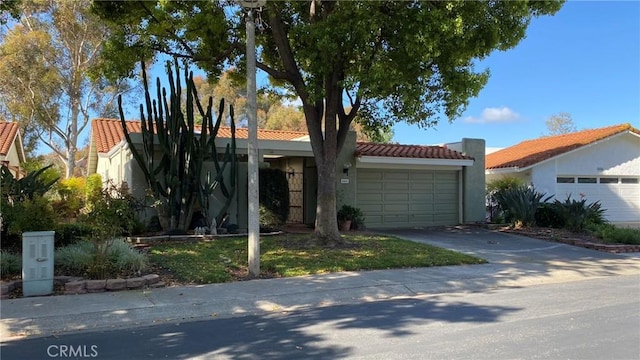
top-left (435, 173), bottom-right (457, 181)
top-left (433, 203), bottom-right (457, 212)
top-left (383, 214), bottom-right (409, 224)
top-left (557, 181), bottom-right (639, 223)
top-left (359, 182), bottom-right (383, 191)
top-left (357, 169), bottom-right (459, 228)
top-left (358, 171), bottom-right (383, 180)
top-left (384, 183), bottom-right (410, 191)
top-left (411, 182), bottom-right (433, 191)
top-left (412, 172), bottom-right (434, 181)
top-left (411, 203), bottom-right (434, 212)
top-left (383, 172), bottom-right (411, 181)
top-left (411, 193), bottom-right (434, 202)
top-left (385, 193), bottom-right (409, 202)
top-left (384, 204), bottom-right (410, 212)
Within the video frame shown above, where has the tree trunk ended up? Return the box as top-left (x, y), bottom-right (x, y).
top-left (314, 154), bottom-right (342, 246)
top-left (309, 74), bottom-right (345, 247)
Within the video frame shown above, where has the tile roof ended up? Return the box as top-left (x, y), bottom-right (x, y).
top-left (91, 118), bottom-right (309, 153)
top-left (355, 142), bottom-right (473, 160)
top-left (486, 123), bottom-right (639, 170)
top-left (0, 121), bottom-right (20, 156)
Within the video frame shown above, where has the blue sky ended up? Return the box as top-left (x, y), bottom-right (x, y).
top-left (392, 1), bottom-right (640, 148)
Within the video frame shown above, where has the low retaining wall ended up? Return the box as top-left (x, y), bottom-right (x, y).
top-left (1, 274), bottom-right (165, 299)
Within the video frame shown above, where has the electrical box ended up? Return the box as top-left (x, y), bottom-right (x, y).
top-left (22, 231), bottom-right (55, 297)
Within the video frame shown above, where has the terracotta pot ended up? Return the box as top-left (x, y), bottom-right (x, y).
top-left (340, 220), bottom-right (352, 231)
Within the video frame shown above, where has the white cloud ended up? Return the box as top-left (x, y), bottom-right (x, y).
top-left (464, 107), bottom-right (520, 124)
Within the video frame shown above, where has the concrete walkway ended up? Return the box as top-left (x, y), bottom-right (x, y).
top-left (1, 228), bottom-right (638, 342)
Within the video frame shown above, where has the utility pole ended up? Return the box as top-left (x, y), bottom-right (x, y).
top-left (239, 0), bottom-right (265, 278)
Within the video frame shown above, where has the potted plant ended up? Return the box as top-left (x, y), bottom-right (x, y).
top-left (337, 205), bottom-right (364, 231)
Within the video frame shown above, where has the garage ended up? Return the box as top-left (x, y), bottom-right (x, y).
top-left (556, 176), bottom-right (640, 223)
top-left (356, 169), bottom-right (460, 228)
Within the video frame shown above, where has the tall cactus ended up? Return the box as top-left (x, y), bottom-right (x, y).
top-left (118, 60), bottom-right (237, 232)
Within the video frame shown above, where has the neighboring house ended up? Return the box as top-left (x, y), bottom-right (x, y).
top-left (486, 123), bottom-right (640, 224)
top-left (0, 121), bottom-right (26, 178)
top-left (88, 118), bottom-right (486, 229)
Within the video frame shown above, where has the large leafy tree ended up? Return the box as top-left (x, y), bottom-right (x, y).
top-left (0, 0), bottom-right (130, 177)
top-left (94, 0), bottom-right (563, 245)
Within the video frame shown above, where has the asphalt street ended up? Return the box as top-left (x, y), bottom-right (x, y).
top-left (2, 274), bottom-right (638, 360)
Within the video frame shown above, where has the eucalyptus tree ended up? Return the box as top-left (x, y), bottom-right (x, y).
top-left (94, 0), bottom-right (564, 245)
top-left (0, 0), bottom-right (130, 177)
top-left (545, 112), bottom-right (578, 135)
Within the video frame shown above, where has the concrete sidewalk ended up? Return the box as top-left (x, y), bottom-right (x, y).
top-left (2, 229), bottom-right (639, 342)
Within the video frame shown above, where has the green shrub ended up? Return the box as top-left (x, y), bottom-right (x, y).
top-left (337, 205), bottom-right (365, 230)
top-left (55, 241), bottom-right (94, 274)
top-left (0, 251), bottom-right (21, 279)
top-left (85, 174), bottom-right (103, 210)
top-left (55, 222), bottom-right (94, 248)
top-left (486, 176), bottom-right (527, 222)
top-left (552, 195), bottom-right (606, 232)
top-left (109, 240), bottom-right (149, 275)
top-left (5, 195), bottom-right (59, 236)
top-left (53, 177), bottom-right (86, 218)
top-left (259, 168), bottom-right (290, 230)
top-left (587, 223), bottom-right (640, 245)
top-left (55, 238), bottom-right (148, 279)
top-left (493, 186), bottom-right (552, 228)
top-left (535, 202), bottom-right (564, 228)
top-left (79, 181), bottom-right (143, 239)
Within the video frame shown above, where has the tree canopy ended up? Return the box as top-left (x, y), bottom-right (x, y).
top-left (0, 0), bottom-right (131, 177)
top-left (94, 0), bottom-right (564, 244)
top-left (545, 112), bottom-right (578, 135)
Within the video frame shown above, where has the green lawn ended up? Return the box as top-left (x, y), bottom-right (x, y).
top-left (148, 233), bottom-right (486, 284)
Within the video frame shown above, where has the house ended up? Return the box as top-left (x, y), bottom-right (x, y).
top-left (88, 118), bottom-right (486, 229)
top-left (0, 121), bottom-right (26, 178)
top-left (486, 123), bottom-right (640, 225)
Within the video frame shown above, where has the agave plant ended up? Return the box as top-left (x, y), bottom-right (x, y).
top-left (552, 195), bottom-right (607, 232)
top-left (493, 185), bottom-right (552, 228)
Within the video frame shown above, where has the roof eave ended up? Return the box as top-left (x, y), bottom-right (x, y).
top-left (487, 129), bottom-right (637, 172)
top-left (357, 155), bottom-right (474, 167)
top-left (485, 166), bottom-right (524, 174)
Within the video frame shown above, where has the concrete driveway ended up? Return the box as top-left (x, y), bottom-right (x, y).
top-left (379, 226), bottom-right (640, 282)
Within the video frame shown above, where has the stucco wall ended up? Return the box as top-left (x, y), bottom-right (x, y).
top-left (459, 138), bottom-right (486, 223)
top-left (336, 131), bottom-right (357, 208)
top-left (531, 132), bottom-right (640, 197)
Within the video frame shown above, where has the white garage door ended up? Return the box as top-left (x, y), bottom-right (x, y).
top-left (356, 169), bottom-right (459, 228)
top-left (556, 176), bottom-right (640, 223)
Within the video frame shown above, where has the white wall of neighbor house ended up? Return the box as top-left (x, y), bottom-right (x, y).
top-left (529, 133), bottom-right (640, 198)
top-left (2, 145), bottom-right (23, 177)
top-left (486, 132), bottom-right (640, 224)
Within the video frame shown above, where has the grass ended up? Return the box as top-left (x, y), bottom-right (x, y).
top-left (587, 223), bottom-right (640, 245)
top-left (148, 233), bottom-right (486, 284)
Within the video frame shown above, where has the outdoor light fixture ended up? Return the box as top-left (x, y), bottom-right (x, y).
top-left (343, 162), bottom-right (352, 176)
top-left (286, 167), bottom-right (295, 179)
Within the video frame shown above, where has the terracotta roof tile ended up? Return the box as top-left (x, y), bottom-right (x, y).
top-left (92, 118), bottom-right (308, 153)
top-left (486, 123), bottom-right (639, 170)
top-left (0, 122), bottom-right (19, 156)
top-left (355, 142), bottom-right (473, 160)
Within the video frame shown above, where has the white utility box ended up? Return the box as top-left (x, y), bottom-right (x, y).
top-left (22, 231), bottom-right (55, 297)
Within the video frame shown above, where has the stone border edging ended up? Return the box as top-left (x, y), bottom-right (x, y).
top-left (0, 274), bottom-right (165, 299)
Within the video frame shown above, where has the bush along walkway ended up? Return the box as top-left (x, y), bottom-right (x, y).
top-left (0, 274), bottom-right (165, 299)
